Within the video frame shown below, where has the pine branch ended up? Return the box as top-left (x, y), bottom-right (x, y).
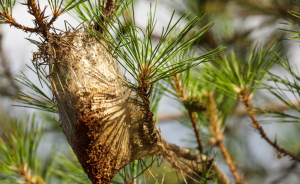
top-left (217, 141), bottom-right (241, 184)
top-left (241, 93), bottom-right (300, 162)
top-left (27, 0), bottom-right (45, 28)
top-left (0, 11), bottom-right (38, 32)
top-left (167, 142), bottom-right (235, 184)
top-left (188, 112), bottom-right (204, 153)
top-left (234, 53), bottom-right (300, 162)
top-left (171, 73), bottom-right (204, 153)
top-left (0, 0), bottom-right (86, 38)
top-left (205, 91), bottom-right (244, 184)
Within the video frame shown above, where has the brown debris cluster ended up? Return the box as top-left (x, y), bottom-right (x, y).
top-left (75, 102), bottom-right (118, 183)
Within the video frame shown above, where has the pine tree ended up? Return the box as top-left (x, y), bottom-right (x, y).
top-left (1, 0), bottom-right (300, 184)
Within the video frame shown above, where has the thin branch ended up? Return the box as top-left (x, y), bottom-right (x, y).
top-left (206, 92), bottom-right (243, 184)
top-left (47, 14), bottom-right (59, 28)
top-left (172, 74), bottom-right (204, 153)
top-left (158, 100), bottom-right (300, 122)
top-left (188, 111), bottom-right (204, 153)
top-left (167, 142), bottom-right (207, 161)
top-left (167, 142), bottom-right (234, 184)
top-left (27, 0), bottom-right (49, 37)
top-left (242, 95), bottom-right (300, 162)
top-left (27, 0), bottom-right (44, 27)
top-left (217, 141), bottom-right (241, 184)
top-left (0, 12), bottom-right (38, 33)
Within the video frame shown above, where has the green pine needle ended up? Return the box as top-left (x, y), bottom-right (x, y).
top-left (0, 115), bottom-right (49, 183)
top-left (257, 54), bottom-right (300, 123)
top-left (199, 44), bottom-right (279, 99)
top-left (13, 62), bottom-right (57, 113)
top-left (86, 1), bottom-right (225, 93)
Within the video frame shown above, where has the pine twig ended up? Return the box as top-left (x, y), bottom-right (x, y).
top-left (0, 12), bottom-right (38, 33)
top-left (206, 92), bottom-right (243, 184)
top-left (167, 142), bottom-right (234, 184)
top-left (217, 141), bottom-right (241, 184)
top-left (27, 0), bottom-right (48, 37)
top-left (188, 111), bottom-right (204, 153)
top-left (47, 14), bottom-right (59, 28)
top-left (18, 164), bottom-right (46, 184)
top-left (172, 74), bottom-right (204, 153)
top-left (158, 100), bottom-right (300, 122)
top-left (242, 96), bottom-right (300, 162)
top-left (27, 0), bottom-right (44, 27)
top-left (0, 0), bottom-right (51, 37)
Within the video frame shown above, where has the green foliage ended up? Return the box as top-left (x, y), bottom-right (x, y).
top-left (282, 0), bottom-right (300, 41)
top-left (13, 63), bottom-right (56, 113)
top-left (197, 154), bottom-right (218, 184)
top-left (0, 115), bottom-right (51, 183)
top-left (162, 46), bottom-right (201, 99)
top-left (200, 45), bottom-right (278, 99)
top-left (0, 0), bottom-right (16, 16)
top-left (255, 54), bottom-right (300, 122)
top-left (86, 2), bottom-right (225, 91)
top-left (115, 159), bottom-right (149, 184)
top-left (67, 0), bottom-right (131, 22)
top-left (48, 0), bottom-right (87, 16)
top-left (51, 148), bottom-right (91, 183)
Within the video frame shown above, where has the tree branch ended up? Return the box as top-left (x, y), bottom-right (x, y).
top-left (172, 74), bottom-right (204, 153)
top-left (0, 12), bottom-right (38, 33)
top-left (26, 0), bottom-right (49, 37)
top-left (217, 141), bottom-right (241, 184)
top-left (27, 0), bottom-right (44, 28)
top-left (47, 15), bottom-right (59, 28)
top-left (188, 111), bottom-right (204, 153)
top-left (242, 95), bottom-right (300, 162)
top-left (206, 92), bottom-right (243, 184)
top-left (158, 100), bottom-right (300, 122)
top-left (167, 142), bottom-right (235, 184)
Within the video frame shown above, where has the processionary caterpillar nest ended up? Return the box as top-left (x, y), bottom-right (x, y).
top-left (38, 29), bottom-right (172, 183)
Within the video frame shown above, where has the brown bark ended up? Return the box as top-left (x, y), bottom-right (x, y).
top-left (217, 141), bottom-right (241, 184)
top-left (188, 112), bottom-right (204, 153)
top-left (243, 98), bottom-right (300, 162)
top-left (27, 0), bottom-right (48, 38)
top-left (0, 12), bottom-right (38, 33)
top-left (167, 143), bottom-right (235, 184)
